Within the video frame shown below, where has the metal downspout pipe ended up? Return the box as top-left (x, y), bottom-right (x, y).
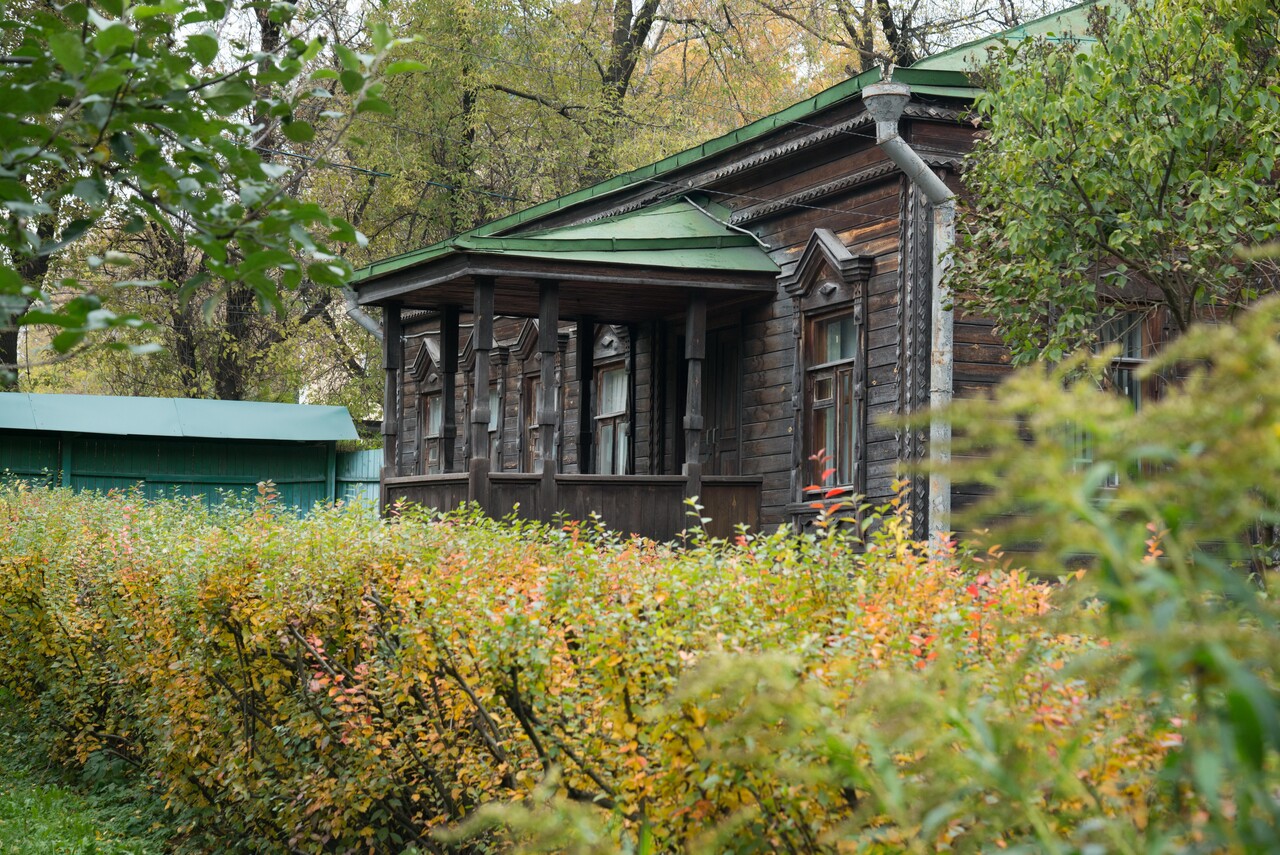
top-left (342, 286), bottom-right (385, 343)
top-left (861, 80), bottom-right (956, 543)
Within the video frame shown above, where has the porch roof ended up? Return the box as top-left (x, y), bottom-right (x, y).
top-left (355, 196), bottom-right (780, 321)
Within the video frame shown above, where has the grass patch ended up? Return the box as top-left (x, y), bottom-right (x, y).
top-left (0, 691), bottom-right (168, 854)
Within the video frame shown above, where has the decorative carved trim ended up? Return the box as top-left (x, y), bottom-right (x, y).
top-left (577, 193), bottom-right (667, 224)
top-left (593, 323), bottom-right (628, 361)
top-left (704, 114), bottom-right (874, 182)
top-left (731, 162), bottom-right (897, 224)
top-left (460, 334), bottom-right (508, 371)
top-left (529, 107), bottom-right (967, 228)
top-left (903, 104), bottom-right (965, 122)
top-left (574, 115), bottom-right (877, 224)
top-left (898, 182), bottom-right (932, 538)
top-left (409, 335), bottom-right (440, 384)
top-left (778, 229), bottom-right (873, 300)
top-left (514, 318), bottom-right (540, 363)
top-left (788, 301), bottom-right (804, 506)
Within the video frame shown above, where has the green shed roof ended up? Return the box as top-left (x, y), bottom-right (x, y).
top-left (0, 393), bottom-right (358, 442)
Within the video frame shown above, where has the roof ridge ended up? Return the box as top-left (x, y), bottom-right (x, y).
top-left (356, 15), bottom-right (1050, 285)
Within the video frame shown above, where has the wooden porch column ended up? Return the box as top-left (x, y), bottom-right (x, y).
top-left (576, 316), bottom-right (596, 474)
top-left (440, 304), bottom-right (459, 473)
top-left (537, 280), bottom-right (560, 519)
top-left (469, 277), bottom-right (495, 509)
top-left (494, 346), bottom-right (509, 472)
top-left (381, 303), bottom-right (402, 489)
top-left (683, 293), bottom-right (707, 499)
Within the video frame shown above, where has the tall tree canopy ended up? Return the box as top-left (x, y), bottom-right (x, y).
top-left (954, 0), bottom-right (1280, 363)
top-left (0, 0), bottom-right (410, 390)
top-left (8, 0), bottom-right (1066, 406)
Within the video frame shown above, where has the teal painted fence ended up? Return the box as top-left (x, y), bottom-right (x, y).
top-left (0, 430), bottom-right (382, 514)
top-left (336, 449), bottom-right (381, 506)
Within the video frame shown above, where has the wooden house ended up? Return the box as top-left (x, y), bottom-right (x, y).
top-left (353, 10), bottom-right (1101, 539)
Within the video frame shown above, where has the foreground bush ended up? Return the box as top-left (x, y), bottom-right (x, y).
top-left (0, 482), bottom-right (1171, 853)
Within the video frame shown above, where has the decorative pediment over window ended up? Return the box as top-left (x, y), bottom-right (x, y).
top-left (594, 324), bottom-right (628, 361)
top-left (460, 332), bottom-right (509, 372)
top-left (409, 335), bottom-right (441, 386)
top-left (515, 319), bottom-right (541, 364)
top-left (779, 229), bottom-right (873, 311)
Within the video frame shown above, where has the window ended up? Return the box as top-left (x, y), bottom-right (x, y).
top-left (595, 364), bottom-right (629, 475)
top-left (780, 229), bottom-right (873, 512)
top-left (1074, 309), bottom-right (1156, 485)
top-left (486, 386), bottom-right (500, 432)
top-left (486, 385), bottom-right (500, 466)
top-left (522, 375), bottom-right (540, 471)
top-left (461, 381), bottom-right (502, 465)
top-left (1098, 311), bottom-right (1147, 409)
top-left (421, 393), bottom-right (442, 474)
top-left (807, 310), bottom-right (862, 488)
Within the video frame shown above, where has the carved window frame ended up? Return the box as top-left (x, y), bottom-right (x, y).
top-left (779, 229), bottom-right (873, 504)
top-left (408, 335), bottom-right (444, 475)
top-left (805, 306), bottom-right (865, 491)
top-left (593, 325), bottom-right (630, 476)
top-left (514, 320), bottom-right (553, 473)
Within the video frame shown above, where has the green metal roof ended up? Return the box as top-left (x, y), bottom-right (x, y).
top-left (355, 4), bottom-right (1107, 287)
top-left (354, 64), bottom-right (975, 286)
top-left (913, 1), bottom-right (1101, 71)
top-left (359, 195), bottom-right (779, 281)
top-left (0, 393), bottom-right (358, 441)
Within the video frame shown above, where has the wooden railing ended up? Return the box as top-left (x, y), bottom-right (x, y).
top-left (382, 472), bottom-right (762, 541)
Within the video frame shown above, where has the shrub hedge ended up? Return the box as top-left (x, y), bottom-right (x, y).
top-left (0, 485), bottom-right (1170, 852)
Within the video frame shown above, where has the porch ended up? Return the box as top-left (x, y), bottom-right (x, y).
top-left (357, 196), bottom-right (778, 539)
top-left (384, 472), bottom-right (762, 540)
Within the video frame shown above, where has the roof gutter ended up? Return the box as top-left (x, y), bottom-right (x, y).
top-left (862, 80), bottom-right (955, 545)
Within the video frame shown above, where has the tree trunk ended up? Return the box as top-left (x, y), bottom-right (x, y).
top-left (2, 245), bottom-right (52, 390)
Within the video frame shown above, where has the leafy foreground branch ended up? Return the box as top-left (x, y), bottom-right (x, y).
top-left (12, 300), bottom-right (1280, 855)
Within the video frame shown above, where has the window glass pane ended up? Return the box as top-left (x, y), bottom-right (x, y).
top-left (525, 377), bottom-right (549, 423)
top-left (426, 396), bottom-right (442, 437)
top-left (618, 422), bottom-right (629, 474)
top-left (816, 314), bottom-right (859, 363)
top-left (598, 423), bottom-right (615, 474)
top-left (1099, 312), bottom-right (1143, 359)
top-left (1112, 365), bottom-right (1140, 409)
top-left (811, 406), bottom-right (833, 463)
top-left (807, 309), bottom-right (861, 489)
top-left (838, 368), bottom-right (855, 485)
top-left (1098, 311), bottom-right (1145, 410)
top-left (488, 388), bottom-right (500, 432)
top-left (598, 366), bottom-right (626, 415)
